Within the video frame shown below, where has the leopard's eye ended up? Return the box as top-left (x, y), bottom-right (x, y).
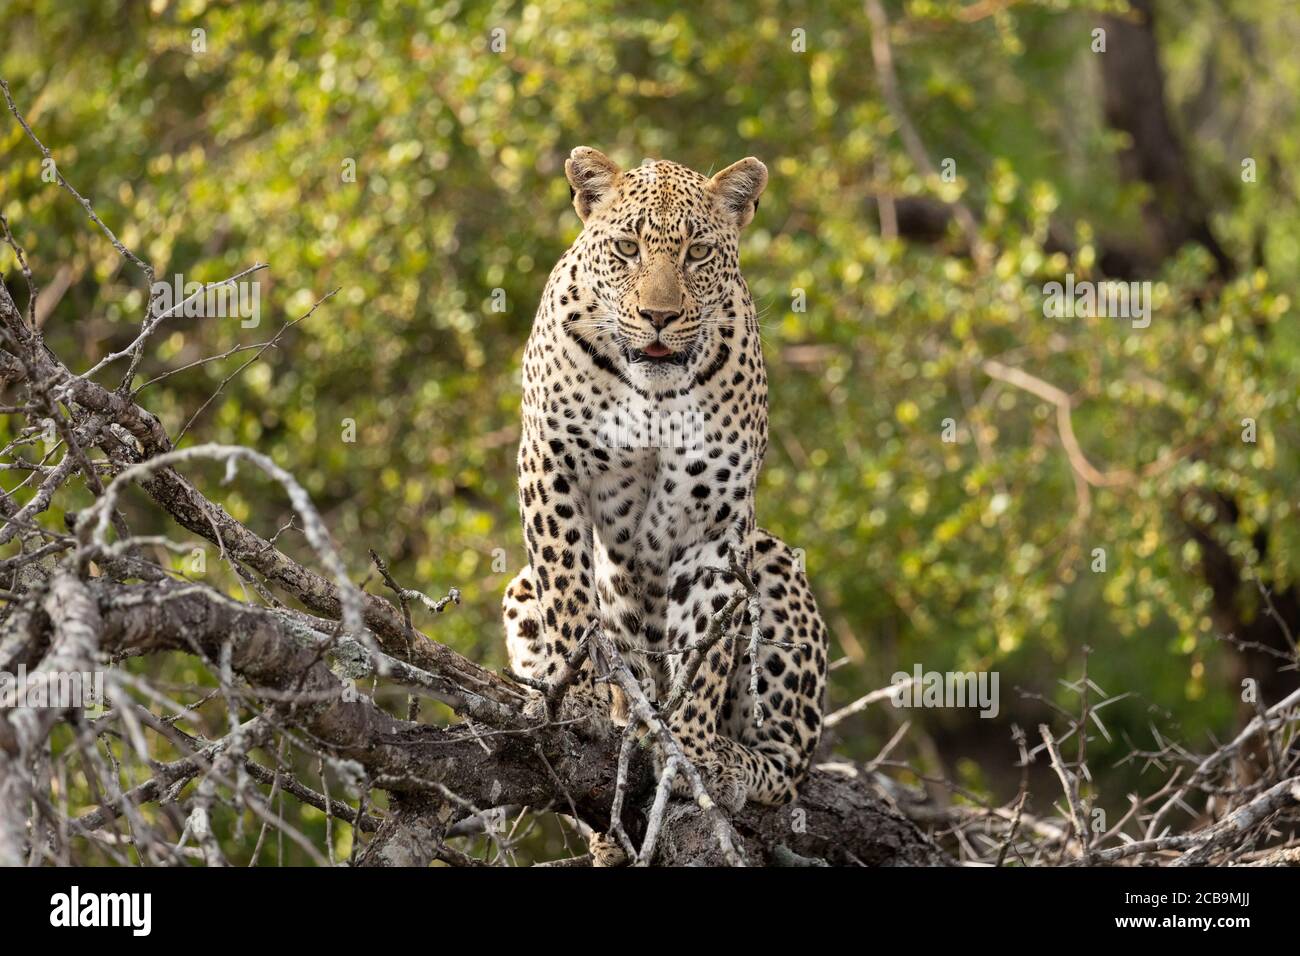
top-left (686, 242), bottom-right (713, 263)
top-left (614, 239), bottom-right (639, 259)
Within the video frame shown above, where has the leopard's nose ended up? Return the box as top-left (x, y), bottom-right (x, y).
top-left (638, 308), bottom-right (682, 330)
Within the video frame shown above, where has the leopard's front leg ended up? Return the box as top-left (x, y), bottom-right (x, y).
top-left (659, 528), bottom-right (756, 811)
top-left (515, 423), bottom-right (612, 735)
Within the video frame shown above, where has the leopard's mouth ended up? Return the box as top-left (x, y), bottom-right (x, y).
top-left (624, 342), bottom-right (687, 367)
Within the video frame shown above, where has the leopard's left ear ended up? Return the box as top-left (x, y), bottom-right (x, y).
top-left (709, 157), bottom-right (768, 229)
top-left (565, 146), bottom-right (622, 222)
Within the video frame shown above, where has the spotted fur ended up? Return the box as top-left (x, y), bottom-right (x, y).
top-left (503, 147), bottom-right (829, 808)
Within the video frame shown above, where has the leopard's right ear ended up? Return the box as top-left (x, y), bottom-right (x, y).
top-left (565, 147), bottom-right (621, 222)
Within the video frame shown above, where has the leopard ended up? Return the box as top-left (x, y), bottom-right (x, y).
top-left (502, 146), bottom-right (829, 810)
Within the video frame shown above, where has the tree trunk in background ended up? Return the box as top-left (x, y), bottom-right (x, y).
top-left (1099, 0), bottom-right (1235, 278)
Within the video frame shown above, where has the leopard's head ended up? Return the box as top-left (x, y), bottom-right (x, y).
top-left (562, 147), bottom-right (766, 380)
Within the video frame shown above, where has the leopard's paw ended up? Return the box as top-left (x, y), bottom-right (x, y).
top-left (527, 685), bottom-right (615, 740)
top-left (588, 831), bottom-right (630, 867)
top-left (698, 757), bottom-right (747, 813)
top-left (657, 742), bottom-right (747, 813)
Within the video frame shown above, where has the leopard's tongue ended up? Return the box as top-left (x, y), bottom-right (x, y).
top-left (642, 342), bottom-right (672, 358)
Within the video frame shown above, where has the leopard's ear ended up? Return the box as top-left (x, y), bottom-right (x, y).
top-left (709, 157), bottom-right (768, 229)
top-left (565, 147), bottom-right (621, 222)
